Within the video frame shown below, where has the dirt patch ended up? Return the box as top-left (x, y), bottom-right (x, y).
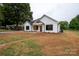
top-left (0, 31), bottom-right (79, 55)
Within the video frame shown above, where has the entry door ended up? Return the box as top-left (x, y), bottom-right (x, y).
top-left (40, 26), bottom-right (42, 32)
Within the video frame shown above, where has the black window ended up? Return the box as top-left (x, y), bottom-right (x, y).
top-left (46, 25), bottom-right (53, 30)
top-left (26, 26), bottom-right (29, 30)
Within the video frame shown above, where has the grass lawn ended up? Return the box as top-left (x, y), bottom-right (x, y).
top-left (0, 30), bottom-right (79, 56)
top-left (0, 29), bottom-right (12, 32)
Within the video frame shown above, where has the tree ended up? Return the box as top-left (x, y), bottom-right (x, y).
top-left (0, 3), bottom-right (33, 29)
top-left (59, 21), bottom-right (69, 30)
top-left (0, 4), bottom-right (4, 26)
top-left (69, 15), bottom-right (79, 30)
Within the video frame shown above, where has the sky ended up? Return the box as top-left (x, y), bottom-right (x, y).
top-left (1, 0), bottom-right (79, 22)
top-left (30, 3), bottom-right (79, 22)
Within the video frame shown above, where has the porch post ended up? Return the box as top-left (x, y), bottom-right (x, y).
top-left (31, 25), bottom-right (33, 31)
top-left (38, 26), bottom-right (40, 32)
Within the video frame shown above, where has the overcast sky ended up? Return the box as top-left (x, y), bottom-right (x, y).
top-left (30, 3), bottom-right (79, 22)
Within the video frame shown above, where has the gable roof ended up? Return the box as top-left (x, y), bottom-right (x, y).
top-left (32, 18), bottom-right (44, 24)
top-left (24, 14), bottom-right (59, 25)
top-left (24, 21), bottom-right (32, 25)
top-left (40, 14), bottom-right (58, 22)
top-left (33, 14), bottom-right (58, 23)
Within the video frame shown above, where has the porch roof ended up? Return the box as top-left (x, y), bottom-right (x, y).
top-left (33, 23), bottom-right (43, 25)
top-left (32, 19), bottom-right (44, 25)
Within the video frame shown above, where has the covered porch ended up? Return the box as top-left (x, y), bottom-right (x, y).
top-left (32, 22), bottom-right (44, 32)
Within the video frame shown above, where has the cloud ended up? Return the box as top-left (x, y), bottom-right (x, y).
top-left (30, 3), bottom-right (79, 22)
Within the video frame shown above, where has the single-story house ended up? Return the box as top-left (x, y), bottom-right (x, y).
top-left (24, 15), bottom-right (60, 33)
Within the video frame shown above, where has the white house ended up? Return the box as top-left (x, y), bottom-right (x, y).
top-left (24, 15), bottom-right (60, 33)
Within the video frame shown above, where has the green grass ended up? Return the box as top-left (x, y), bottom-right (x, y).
top-left (2, 48), bottom-right (15, 56)
top-left (0, 30), bottom-right (79, 55)
top-left (0, 29), bottom-right (12, 32)
top-left (23, 40), bottom-right (40, 49)
top-left (23, 40), bottom-right (43, 56)
top-left (74, 31), bottom-right (79, 35)
top-left (0, 40), bottom-right (7, 44)
top-left (11, 36), bottom-right (23, 41)
top-left (70, 30), bottom-right (79, 35)
top-left (65, 30), bottom-right (79, 35)
top-left (0, 40), bottom-right (43, 56)
top-left (26, 49), bottom-right (43, 56)
top-left (0, 35), bottom-right (23, 44)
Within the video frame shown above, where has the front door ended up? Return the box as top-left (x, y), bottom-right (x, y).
top-left (40, 26), bottom-right (42, 32)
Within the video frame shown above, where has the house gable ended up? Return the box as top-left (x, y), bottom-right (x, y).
top-left (32, 15), bottom-right (58, 25)
top-left (24, 21), bottom-right (31, 26)
top-left (39, 15), bottom-right (59, 33)
top-left (39, 15), bottom-right (58, 25)
top-left (24, 21), bottom-right (32, 31)
top-left (40, 15), bottom-right (58, 23)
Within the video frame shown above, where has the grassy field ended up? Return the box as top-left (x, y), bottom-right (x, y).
top-left (0, 29), bottom-right (12, 32)
top-left (0, 30), bottom-right (79, 56)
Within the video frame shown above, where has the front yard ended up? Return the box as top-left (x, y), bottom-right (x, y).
top-left (0, 30), bottom-right (79, 56)
top-left (0, 29), bottom-right (12, 32)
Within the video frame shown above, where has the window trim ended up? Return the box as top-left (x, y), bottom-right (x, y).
top-left (46, 24), bottom-right (53, 30)
top-left (26, 26), bottom-right (29, 30)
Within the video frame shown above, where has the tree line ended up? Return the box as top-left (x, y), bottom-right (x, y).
top-left (0, 3), bottom-right (79, 31)
top-left (59, 15), bottom-right (79, 31)
top-left (0, 3), bottom-right (32, 30)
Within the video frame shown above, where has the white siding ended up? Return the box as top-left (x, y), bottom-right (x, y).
top-left (23, 15), bottom-right (60, 33)
top-left (57, 24), bottom-right (60, 32)
top-left (40, 16), bottom-right (58, 33)
top-left (42, 24), bottom-right (45, 32)
top-left (24, 21), bottom-right (31, 31)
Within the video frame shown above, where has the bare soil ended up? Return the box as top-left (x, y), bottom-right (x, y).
top-left (0, 31), bottom-right (79, 56)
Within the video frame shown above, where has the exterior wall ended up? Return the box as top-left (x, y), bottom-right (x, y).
top-left (24, 16), bottom-right (60, 33)
top-left (40, 16), bottom-right (59, 33)
top-left (57, 24), bottom-right (60, 32)
top-left (42, 24), bottom-right (45, 32)
top-left (24, 21), bottom-right (31, 31)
